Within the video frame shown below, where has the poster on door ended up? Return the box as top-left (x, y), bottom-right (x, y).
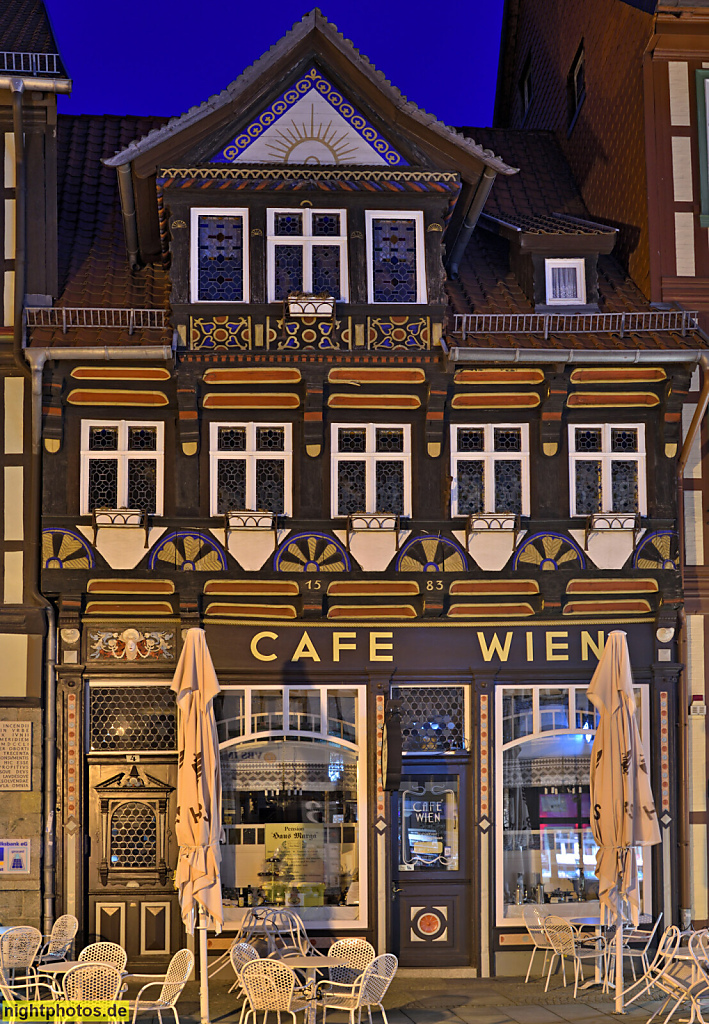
top-left (0, 838), bottom-right (30, 873)
top-left (400, 782), bottom-right (458, 870)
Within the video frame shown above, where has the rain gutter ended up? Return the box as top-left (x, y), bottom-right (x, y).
top-left (676, 353), bottom-right (709, 929)
top-left (446, 166), bottom-right (497, 280)
top-left (447, 347), bottom-right (705, 366)
top-left (0, 76), bottom-right (71, 93)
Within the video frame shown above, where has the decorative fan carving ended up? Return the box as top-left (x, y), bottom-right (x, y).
top-left (274, 532), bottom-right (350, 573)
top-left (513, 532), bottom-right (586, 571)
top-left (42, 529), bottom-right (94, 569)
top-left (395, 535), bottom-right (467, 572)
top-left (633, 530), bottom-right (679, 570)
top-left (148, 531), bottom-right (227, 571)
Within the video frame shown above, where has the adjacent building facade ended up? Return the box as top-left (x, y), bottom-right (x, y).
top-left (3, 3), bottom-right (709, 975)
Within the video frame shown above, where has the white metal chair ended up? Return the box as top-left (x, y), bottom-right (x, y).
top-left (626, 929), bottom-right (704, 1024)
top-left (317, 952), bottom-right (398, 1024)
top-left (522, 908), bottom-right (554, 984)
top-left (63, 962), bottom-right (123, 1001)
top-left (37, 914), bottom-right (79, 964)
top-left (208, 909), bottom-right (271, 978)
top-left (0, 966), bottom-right (56, 1004)
top-left (227, 941), bottom-right (260, 996)
top-left (78, 941), bottom-right (128, 972)
top-left (614, 912), bottom-right (664, 981)
top-left (326, 939), bottom-right (375, 986)
top-left (240, 958), bottom-right (313, 1024)
top-left (264, 910), bottom-right (321, 960)
top-left (0, 927), bottom-right (43, 996)
top-left (623, 924), bottom-right (682, 1010)
top-left (543, 915), bottom-right (607, 998)
top-left (124, 948), bottom-right (194, 1024)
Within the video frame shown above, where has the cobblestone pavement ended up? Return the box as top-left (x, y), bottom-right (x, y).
top-left (156, 974), bottom-right (665, 1024)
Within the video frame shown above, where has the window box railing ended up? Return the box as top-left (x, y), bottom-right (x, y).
top-left (583, 513), bottom-right (641, 550)
top-left (286, 294), bottom-right (336, 317)
top-left (464, 513), bottom-right (521, 550)
top-left (92, 508), bottom-right (150, 547)
top-left (346, 514), bottom-right (402, 551)
top-left (224, 510), bottom-right (279, 549)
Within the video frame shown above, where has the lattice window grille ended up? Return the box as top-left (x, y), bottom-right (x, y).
top-left (191, 207), bottom-right (249, 303)
top-left (90, 685), bottom-right (176, 752)
top-left (267, 208), bottom-right (347, 302)
top-left (209, 422), bottom-right (292, 516)
top-left (110, 801), bottom-right (158, 869)
top-left (398, 685), bottom-right (467, 753)
top-left (331, 423), bottom-right (411, 517)
top-left (450, 423), bottom-right (529, 517)
top-left (81, 420), bottom-right (164, 515)
top-left (365, 210), bottom-right (426, 304)
top-left (568, 423), bottom-right (645, 516)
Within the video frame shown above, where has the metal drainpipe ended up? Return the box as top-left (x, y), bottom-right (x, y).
top-left (676, 353), bottom-right (709, 930)
top-left (117, 165), bottom-right (141, 272)
top-left (446, 167), bottom-right (497, 280)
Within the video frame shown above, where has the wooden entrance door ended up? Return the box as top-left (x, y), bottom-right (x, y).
top-left (390, 758), bottom-right (471, 966)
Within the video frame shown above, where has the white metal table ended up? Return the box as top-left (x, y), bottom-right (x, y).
top-left (281, 955), bottom-right (351, 1024)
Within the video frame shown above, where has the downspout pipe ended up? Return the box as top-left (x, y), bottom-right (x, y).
top-left (446, 166), bottom-right (497, 280)
top-left (676, 353), bottom-right (709, 930)
top-left (117, 165), bottom-right (141, 271)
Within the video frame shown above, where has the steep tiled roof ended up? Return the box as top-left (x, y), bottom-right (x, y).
top-left (0, 0), bottom-right (68, 76)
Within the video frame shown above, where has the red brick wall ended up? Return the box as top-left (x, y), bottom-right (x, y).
top-left (497, 0), bottom-right (654, 296)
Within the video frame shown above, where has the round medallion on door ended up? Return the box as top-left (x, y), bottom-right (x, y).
top-left (410, 905), bottom-right (448, 942)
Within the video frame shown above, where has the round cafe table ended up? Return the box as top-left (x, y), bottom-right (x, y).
top-left (280, 955), bottom-right (351, 1024)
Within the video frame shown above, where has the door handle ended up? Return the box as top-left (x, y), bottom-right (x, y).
top-left (391, 883), bottom-right (402, 896)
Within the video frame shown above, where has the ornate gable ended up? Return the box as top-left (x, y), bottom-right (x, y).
top-left (212, 67), bottom-right (406, 167)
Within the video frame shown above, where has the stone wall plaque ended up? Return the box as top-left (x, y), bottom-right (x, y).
top-left (0, 722), bottom-right (32, 790)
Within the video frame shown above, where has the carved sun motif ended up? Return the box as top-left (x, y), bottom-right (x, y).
top-left (265, 105), bottom-right (359, 165)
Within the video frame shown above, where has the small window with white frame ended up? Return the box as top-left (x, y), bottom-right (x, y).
top-left (450, 424), bottom-right (529, 517)
top-left (331, 423), bottom-right (411, 518)
top-left (209, 422), bottom-right (292, 517)
top-left (267, 208), bottom-right (348, 302)
top-left (81, 420), bottom-right (164, 515)
top-left (544, 258), bottom-right (586, 306)
top-left (190, 207), bottom-right (249, 303)
top-left (569, 423), bottom-right (646, 517)
top-left (365, 211), bottom-right (426, 304)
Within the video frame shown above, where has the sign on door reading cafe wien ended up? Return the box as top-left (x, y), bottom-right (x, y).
top-left (206, 622), bottom-right (655, 672)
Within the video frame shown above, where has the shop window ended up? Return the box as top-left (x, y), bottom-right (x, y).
top-left (450, 424), bottom-right (529, 517)
top-left (496, 684), bottom-right (650, 924)
top-left (209, 422), bottom-right (292, 517)
top-left (544, 259), bottom-right (586, 306)
top-left (397, 685), bottom-right (468, 753)
top-left (331, 423), bottom-right (411, 518)
top-left (89, 685), bottom-right (176, 752)
top-left (365, 211), bottom-right (426, 304)
top-left (217, 685), bottom-right (366, 925)
top-left (80, 420), bottom-right (164, 516)
top-left (191, 208), bottom-right (249, 302)
top-left (569, 424), bottom-right (646, 517)
top-left (267, 208), bottom-right (348, 301)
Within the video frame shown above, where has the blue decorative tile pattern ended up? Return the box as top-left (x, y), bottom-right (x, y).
top-left (212, 67), bottom-right (406, 166)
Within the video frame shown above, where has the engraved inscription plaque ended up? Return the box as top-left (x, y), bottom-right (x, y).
top-left (0, 722), bottom-right (32, 790)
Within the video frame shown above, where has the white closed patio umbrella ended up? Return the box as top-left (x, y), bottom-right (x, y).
top-left (587, 630), bottom-right (660, 1013)
top-left (171, 627), bottom-right (224, 1024)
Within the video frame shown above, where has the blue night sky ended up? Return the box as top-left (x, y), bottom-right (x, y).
top-left (45, 0), bottom-right (505, 129)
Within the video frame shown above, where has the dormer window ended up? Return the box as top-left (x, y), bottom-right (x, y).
top-left (267, 208), bottom-right (348, 302)
top-left (190, 208), bottom-right (249, 302)
top-left (544, 258), bottom-right (586, 306)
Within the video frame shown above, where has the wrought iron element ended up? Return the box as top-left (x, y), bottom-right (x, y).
top-left (89, 629), bottom-right (174, 661)
top-left (398, 686), bottom-right (466, 752)
top-left (224, 511), bottom-right (278, 551)
top-left (0, 51), bottom-right (62, 74)
top-left (453, 309), bottom-right (700, 337)
top-left (274, 532), bottom-right (350, 572)
top-left (90, 686), bottom-right (176, 751)
top-left (92, 508), bottom-right (149, 547)
top-left (395, 534), bottom-right (467, 572)
top-left (513, 532), bottom-right (586, 570)
top-left (584, 513), bottom-right (640, 551)
top-left (347, 514), bottom-right (402, 553)
top-left (632, 530), bottom-right (679, 570)
top-left (25, 307), bottom-right (168, 334)
top-left (287, 295), bottom-right (336, 316)
top-left (148, 531), bottom-right (228, 571)
top-left (464, 514), bottom-right (520, 550)
top-left (42, 528), bottom-right (94, 569)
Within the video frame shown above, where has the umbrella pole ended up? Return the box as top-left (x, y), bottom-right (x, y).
top-left (199, 908), bottom-right (210, 1024)
top-left (615, 917), bottom-right (624, 1013)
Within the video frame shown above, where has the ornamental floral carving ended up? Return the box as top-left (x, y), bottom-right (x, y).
top-left (89, 628), bottom-right (174, 661)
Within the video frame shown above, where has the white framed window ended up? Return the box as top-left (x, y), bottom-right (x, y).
top-left (331, 423), bottom-right (411, 518)
top-left (544, 258), bottom-right (586, 305)
top-left (568, 423), bottom-right (646, 517)
top-left (80, 420), bottom-right (164, 515)
top-left (495, 683), bottom-right (651, 924)
top-left (267, 208), bottom-right (348, 302)
top-left (365, 210), bottom-right (427, 304)
top-left (190, 207), bottom-right (249, 303)
top-left (209, 422), bottom-right (292, 517)
top-left (450, 424), bottom-right (529, 517)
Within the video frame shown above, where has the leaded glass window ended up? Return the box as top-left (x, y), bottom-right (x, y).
top-left (544, 258), bottom-right (586, 305)
top-left (268, 208), bottom-right (347, 301)
top-left (331, 423), bottom-right (411, 517)
top-left (193, 210), bottom-right (248, 302)
top-left (210, 422), bottom-right (292, 517)
top-left (81, 420), bottom-right (164, 515)
top-left (110, 802), bottom-right (157, 869)
top-left (569, 424), bottom-right (645, 516)
top-left (450, 424), bottom-right (529, 517)
top-left (398, 685), bottom-right (467, 753)
top-left (367, 213), bottom-right (424, 303)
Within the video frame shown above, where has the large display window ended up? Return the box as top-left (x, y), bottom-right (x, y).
top-left (216, 685), bottom-right (366, 927)
top-left (495, 683), bottom-right (651, 924)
